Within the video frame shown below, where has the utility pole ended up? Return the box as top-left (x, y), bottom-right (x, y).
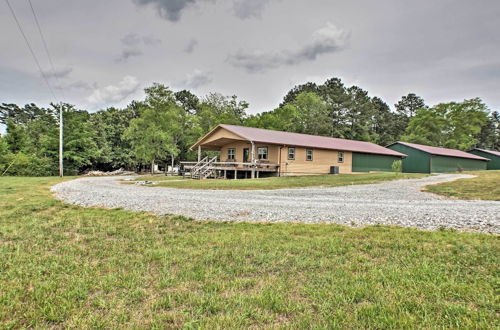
top-left (59, 102), bottom-right (63, 177)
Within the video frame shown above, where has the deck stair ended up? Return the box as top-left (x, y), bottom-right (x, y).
top-left (190, 156), bottom-right (217, 179)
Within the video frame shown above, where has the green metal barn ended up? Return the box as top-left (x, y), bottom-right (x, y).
top-left (468, 148), bottom-right (500, 170)
top-left (351, 152), bottom-right (404, 172)
top-left (386, 142), bottom-right (489, 173)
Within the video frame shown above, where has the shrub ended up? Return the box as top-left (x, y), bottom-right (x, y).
top-left (391, 160), bottom-right (403, 174)
top-left (0, 153), bottom-right (57, 176)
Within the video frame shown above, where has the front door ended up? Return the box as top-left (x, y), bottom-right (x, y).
top-left (243, 148), bottom-right (249, 162)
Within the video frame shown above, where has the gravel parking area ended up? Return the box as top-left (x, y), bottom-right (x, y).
top-left (51, 174), bottom-right (500, 233)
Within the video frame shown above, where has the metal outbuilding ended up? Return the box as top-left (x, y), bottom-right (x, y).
top-left (386, 141), bottom-right (489, 173)
top-left (468, 148), bottom-right (500, 170)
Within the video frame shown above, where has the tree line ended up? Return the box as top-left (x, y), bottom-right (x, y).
top-left (1, 77), bottom-right (498, 176)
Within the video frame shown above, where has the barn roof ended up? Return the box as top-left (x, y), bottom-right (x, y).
top-left (470, 148), bottom-right (500, 157)
top-left (390, 141), bottom-right (489, 161)
top-left (194, 124), bottom-right (407, 157)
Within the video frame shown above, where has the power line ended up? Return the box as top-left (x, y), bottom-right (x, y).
top-left (27, 0), bottom-right (66, 101)
top-left (4, 0), bottom-right (57, 100)
top-left (5, 0), bottom-right (64, 177)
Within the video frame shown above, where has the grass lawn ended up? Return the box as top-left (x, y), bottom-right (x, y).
top-left (424, 170), bottom-right (500, 201)
top-left (0, 177), bottom-right (498, 328)
top-left (147, 172), bottom-right (428, 190)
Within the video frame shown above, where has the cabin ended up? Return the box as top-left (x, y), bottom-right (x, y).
top-left (181, 124), bottom-right (406, 179)
top-left (468, 148), bottom-right (500, 170)
top-left (386, 141), bottom-right (489, 173)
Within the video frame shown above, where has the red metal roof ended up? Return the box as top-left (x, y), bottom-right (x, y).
top-left (472, 148), bottom-right (500, 157)
top-left (393, 141), bottom-right (489, 161)
top-left (218, 124), bottom-right (407, 157)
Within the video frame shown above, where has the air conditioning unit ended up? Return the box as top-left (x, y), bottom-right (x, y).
top-left (330, 166), bottom-right (339, 175)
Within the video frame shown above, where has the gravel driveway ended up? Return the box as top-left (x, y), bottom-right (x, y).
top-left (51, 174), bottom-right (500, 233)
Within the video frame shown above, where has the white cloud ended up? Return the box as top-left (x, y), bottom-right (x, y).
top-left (86, 76), bottom-right (141, 106)
top-left (182, 69), bottom-right (212, 88)
top-left (227, 22), bottom-right (350, 73)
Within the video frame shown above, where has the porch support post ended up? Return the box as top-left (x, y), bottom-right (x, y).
top-left (224, 170), bottom-right (227, 179)
top-left (251, 141), bottom-right (256, 179)
top-left (234, 169), bottom-right (237, 180)
top-left (197, 146), bottom-right (201, 162)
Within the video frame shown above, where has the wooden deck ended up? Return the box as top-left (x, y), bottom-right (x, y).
top-left (181, 160), bottom-right (280, 179)
top-left (181, 161), bottom-right (279, 172)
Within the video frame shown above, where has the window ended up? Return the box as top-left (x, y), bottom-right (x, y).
top-left (306, 148), bottom-right (313, 161)
top-left (288, 147), bottom-right (295, 160)
top-left (338, 151), bottom-right (344, 163)
top-left (258, 147), bottom-right (268, 160)
top-left (227, 148), bottom-right (235, 160)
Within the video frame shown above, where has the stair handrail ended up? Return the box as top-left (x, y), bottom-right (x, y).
top-left (196, 156), bottom-right (217, 179)
top-left (191, 156), bottom-right (217, 179)
top-left (191, 156), bottom-right (208, 176)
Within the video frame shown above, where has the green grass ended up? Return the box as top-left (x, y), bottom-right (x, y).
top-left (425, 170), bottom-right (500, 201)
top-left (149, 172), bottom-right (428, 190)
top-left (0, 177), bottom-right (498, 328)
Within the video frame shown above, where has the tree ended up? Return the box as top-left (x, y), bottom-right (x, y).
top-left (276, 77), bottom-right (398, 142)
top-left (197, 93), bottom-right (248, 134)
top-left (317, 77), bottom-right (350, 138)
top-left (175, 90), bottom-right (200, 115)
top-left (0, 135), bottom-right (8, 155)
top-left (395, 93), bottom-right (427, 118)
top-left (124, 84), bottom-right (184, 173)
top-left (393, 93), bottom-right (427, 139)
top-left (57, 104), bottom-right (99, 174)
top-left (0, 134), bottom-right (10, 174)
top-left (475, 111), bottom-right (500, 150)
top-left (5, 120), bottom-right (29, 153)
top-left (289, 92), bottom-right (329, 135)
top-left (245, 105), bottom-right (301, 132)
top-left (371, 97), bottom-right (399, 145)
top-left (90, 107), bottom-right (138, 170)
top-left (280, 82), bottom-right (319, 106)
top-left (0, 103), bottom-right (48, 125)
top-left (402, 108), bottom-right (448, 146)
top-left (403, 98), bottom-right (489, 150)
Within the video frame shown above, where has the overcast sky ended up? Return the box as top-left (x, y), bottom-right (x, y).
top-left (1, 0), bottom-right (500, 118)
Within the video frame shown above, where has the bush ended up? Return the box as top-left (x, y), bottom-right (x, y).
top-left (0, 153), bottom-right (57, 176)
top-left (391, 160), bottom-right (403, 173)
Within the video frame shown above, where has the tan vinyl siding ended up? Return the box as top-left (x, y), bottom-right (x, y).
top-left (202, 127), bottom-right (245, 145)
top-left (279, 147), bottom-right (352, 175)
top-left (220, 141), bottom-right (280, 163)
top-left (220, 142), bottom-right (351, 174)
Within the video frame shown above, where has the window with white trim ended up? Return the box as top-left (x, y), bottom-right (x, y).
top-left (306, 148), bottom-right (313, 161)
top-left (258, 147), bottom-right (268, 160)
top-left (338, 151), bottom-right (344, 163)
top-left (288, 147), bottom-right (295, 160)
top-left (227, 148), bottom-right (235, 160)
